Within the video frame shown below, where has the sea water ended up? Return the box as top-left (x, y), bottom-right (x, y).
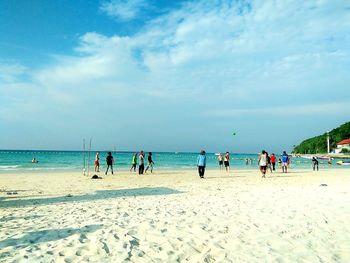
top-left (0, 150), bottom-right (344, 172)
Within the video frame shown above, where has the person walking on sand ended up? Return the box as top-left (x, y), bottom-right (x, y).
top-left (197, 150), bottom-right (206, 178)
top-left (218, 153), bottom-right (223, 170)
top-left (224, 152), bottom-right (230, 173)
top-left (105, 152), bottom-right (114, 175)
top-left (266, 152), bottom-right (272, 173)
top-left (94, 152), bottom-right (100, 172)
top-left (138, 151), bottom-right (145, 175)
top-left (130, 153), bottom-right (138, 172)
top-left (145, 152), bottom-right (155, 173)
top-left (258, 150), bottom-right (268, 178)
top-left (312, 157), bottom-right (319, 171)
top-left (281, 151), bottom-right (289, 173)
top-left (270, 153), bottom-right (276, 171)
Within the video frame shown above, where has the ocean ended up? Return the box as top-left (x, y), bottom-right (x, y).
top-left (0, 150), bottom-right (346, 173)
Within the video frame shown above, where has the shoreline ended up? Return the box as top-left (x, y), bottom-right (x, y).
top-left (0, 164), bottom-right (348, 174)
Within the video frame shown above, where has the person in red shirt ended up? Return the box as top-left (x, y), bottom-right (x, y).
top-left (270, 153), bottom-right (277, 171)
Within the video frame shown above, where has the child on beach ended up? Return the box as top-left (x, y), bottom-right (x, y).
top-left (224, 152), bottom-right (230, 173)
top-left (130, 153), bottom-right (138, 172)
top-left (105, 152), bottom-right (114, 175)
top-left (258, 150), bottom-right (267, 178)
top-left (94, 152), bottom-right (100, 172)
top-left (145, 152), bottom-right (154, 173)
top-left (218, 153), bottom-right (223, 170)
top-left (197, 150), bottom-right (206, 178)
top-left (139, 151), bottom-right (145, 175)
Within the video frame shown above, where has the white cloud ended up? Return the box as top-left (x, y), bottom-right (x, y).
top-left (100, 0), bottom-right (149, 21)
top-left (7, 0), bottom-right (350, 103)
top-left (0, 62), bottom-right (27, 82)
top-left (206, 102), bottom-right (350, 117)
top-left (2, 0), bottom-right (350, 151)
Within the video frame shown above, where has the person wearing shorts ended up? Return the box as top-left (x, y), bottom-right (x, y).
top-left (258, 150), bottom-right (267, 178)
top-left (281, 151), bottom-right (289, 173)
top-left (94, 152), bottom-right (100, 172)
top-left (130, 153), bottom-right (137, 172)
top-left (312, 157), bottom-right (319, 171)
top-left (145, 152), bottom-right (154, 173)
top-left (224, 152), bottom-right (230, 173)
top-left (218, 153), bottom-right (223, 170)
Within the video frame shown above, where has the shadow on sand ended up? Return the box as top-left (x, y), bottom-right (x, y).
top-left (0, 224), bottom-right (103, 249)
top-left (0, 187), bottom-right (182, 208)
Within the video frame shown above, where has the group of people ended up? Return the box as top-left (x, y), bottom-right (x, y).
top-left (196, 150), bottom-right (292, 179)
top-left (93, 151), bottom-right (155, 175)
top-left (217, 152), bottom-right (231, 173)
top-left (258, 150), bottom-right (289, 178)
top-left (130, 151), bottom-right (154, 174)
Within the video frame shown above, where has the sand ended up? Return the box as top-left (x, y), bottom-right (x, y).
top-left (1, 168), bottom-right (350, 262)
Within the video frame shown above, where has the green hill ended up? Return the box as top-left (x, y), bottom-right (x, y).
top-left (293, 121), bottom-right (350, 154)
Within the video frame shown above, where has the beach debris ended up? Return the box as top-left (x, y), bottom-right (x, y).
top-left (319, 184), bottom-right (328, 187)
top-left (66, 194), bottom-right (73, 197)
top-left (91, 174), bottom-right (102, 179)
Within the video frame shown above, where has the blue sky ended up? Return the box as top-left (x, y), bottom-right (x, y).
top-left (0, 0), bottom-right (350, 153)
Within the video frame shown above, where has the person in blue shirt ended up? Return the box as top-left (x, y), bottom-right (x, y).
top-left (197, 150), bottom-right (206, 178)
top-left (281, 151), bottom-right (289, 173)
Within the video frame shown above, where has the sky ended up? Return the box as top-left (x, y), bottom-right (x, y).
top-left (0, 0), bottom-right (350, 153)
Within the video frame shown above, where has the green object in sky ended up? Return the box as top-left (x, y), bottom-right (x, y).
top-left (232, 132), bottom-right (236, 136)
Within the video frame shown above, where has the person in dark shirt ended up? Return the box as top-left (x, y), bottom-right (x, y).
top-left (139, 151), bottom-right (145, 175)
top-left (105, 152), bottom-right (114, 175)
top-left (312, 157), bottom-right (319, 171)
top-left (145, 152), bottom-right (155, 173)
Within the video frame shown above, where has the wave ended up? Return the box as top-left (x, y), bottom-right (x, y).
top-left (0, 165), bottom-right (19, 169)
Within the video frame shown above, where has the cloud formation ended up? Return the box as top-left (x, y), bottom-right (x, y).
top-left (1, 0), bottom-right (350, 151)
top-left (100, 0), bottom-right (149, 21)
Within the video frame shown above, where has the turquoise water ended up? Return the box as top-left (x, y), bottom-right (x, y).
top-left (0, 150), bottom-right (347, 172)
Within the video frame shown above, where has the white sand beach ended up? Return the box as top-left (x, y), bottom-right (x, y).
top-left (1, 168), bottom-right (350, 262)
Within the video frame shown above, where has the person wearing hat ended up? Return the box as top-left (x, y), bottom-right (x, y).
top-left (197, 150), bottom-right (207, 178)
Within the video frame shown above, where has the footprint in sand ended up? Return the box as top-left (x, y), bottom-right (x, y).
top-left (79, 234), bottom-right (88, 243)
top-left (101, 241), bottom-right (110, 254)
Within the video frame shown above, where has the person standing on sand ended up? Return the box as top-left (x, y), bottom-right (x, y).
top-left (266, 152), bottom-right (272, 173)
top-left (94, 152), bottom-right (100, 172)
top-left (105, 152), bottom-right (114, 175)
top-left (145, 152), bottom-right (155, 173)
top-left (224, 152), bottom-right (230, 173)
top-left (258, 150), bottom-right (268, 178)
top-left (312, 157), bottom-right (319, 171)
top-left (139, 151), bottom-right (145, 175)
top-left (270, 153), bottom-right (276, 171)
top-left (197, 150), bottom-right (206, 178)
top-left (218, 153), bottom-right (223, 170)
top-left (281, 151), bottom-right (289, 173)
top-left (130, 153), bottom-right (138, 172)
top-left (278, 158), bottom-right (282, 167)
